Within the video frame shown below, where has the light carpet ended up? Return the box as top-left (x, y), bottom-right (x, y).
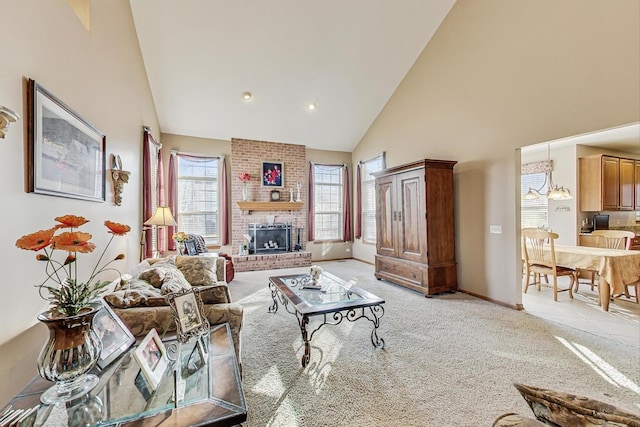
top-left (233, 260), bottom-right (640, 426)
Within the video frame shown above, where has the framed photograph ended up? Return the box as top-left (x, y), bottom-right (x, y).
top-left (27, 79), bottom-right (106, 202)
top-left (93, 298), bottom-right (135, 370)
top-left (184, 239), bottom-right (198, 256)
top-left (165, 288), bottom-right (210, 343)
top-left (132, 329), bottom-right (169, 390)
top-left (262, 161), bottom-right (284, 188)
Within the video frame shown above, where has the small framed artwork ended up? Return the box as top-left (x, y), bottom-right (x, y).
top-left (27, 79), bottom-right (106, 202)
top-left (165, 288), bottom-right (210, 343)
top-left (93, 298), bottom-right (135, 370)
top-left (184, 239), bottom-right (199, 256)
top-left (132, 328), bottom-right (169, 391)
top-left (262, 161), bottom-right (284, 188)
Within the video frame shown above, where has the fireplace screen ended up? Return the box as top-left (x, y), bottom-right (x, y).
top-left (248, 223), bottom-right (292, 254)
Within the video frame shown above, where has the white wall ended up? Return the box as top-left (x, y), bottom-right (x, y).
top-left (0, 0), bottom-right (158, 404)
top-left (351, 0), bottom-right (640, 307)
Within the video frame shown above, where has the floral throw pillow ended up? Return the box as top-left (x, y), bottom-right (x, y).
top-left (514, 383), bottom-right (640, 427)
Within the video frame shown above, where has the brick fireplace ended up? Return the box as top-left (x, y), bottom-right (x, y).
top-left (230, 138), bottom-right (311, 271)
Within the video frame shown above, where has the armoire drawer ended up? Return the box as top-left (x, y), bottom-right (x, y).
top-left (375, 256), bottom-right (426, 286)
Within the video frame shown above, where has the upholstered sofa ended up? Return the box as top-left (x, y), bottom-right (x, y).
top-left (103, 255), bottom-right (243, 367)
top-left (493, 384), bottom-right (640, 427)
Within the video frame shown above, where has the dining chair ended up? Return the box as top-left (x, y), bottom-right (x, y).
top-left (575, 230), bottom-right (638, 303)
top-left (522, 228), bottom-right (575, 301)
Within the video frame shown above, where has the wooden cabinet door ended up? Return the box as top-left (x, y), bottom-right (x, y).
top-left (397, 169), bottom-right (425, 263)
top-left (634, 160), bottom-right (640, 211)
top-left (376, 175), bottom-right (397, 257)
top-left (601, 156), bottom-right (619, 211)
top-left (619, 158), bottom-right (635, 210)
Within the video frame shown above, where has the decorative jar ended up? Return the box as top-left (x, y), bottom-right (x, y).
top-left (36, 302), bottom-right (103, 404)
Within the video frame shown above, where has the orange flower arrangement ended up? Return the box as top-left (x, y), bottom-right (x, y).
top-left (16, 215), bottom-right (131, 317)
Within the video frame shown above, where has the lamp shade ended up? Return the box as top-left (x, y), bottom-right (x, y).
top-left (144, 206), bottom-right (177, 226)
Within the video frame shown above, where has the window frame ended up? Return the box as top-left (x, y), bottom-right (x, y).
top-left (175, 154), bottom-right (221, 245)
top-left (313, 163), bottom-right (344, 242)
top-left (521, 163), bottom-right (549, 229)
top-left (360, 153), bottom-right (386, 244)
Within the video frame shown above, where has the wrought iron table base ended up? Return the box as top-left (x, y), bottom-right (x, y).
top-left (268, 281), bottom-right (385, 367)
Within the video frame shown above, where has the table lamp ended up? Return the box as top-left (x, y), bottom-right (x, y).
top-left (142, 206), bottom-right (177, 259)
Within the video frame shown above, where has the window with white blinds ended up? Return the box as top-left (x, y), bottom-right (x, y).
top-left (313, 164), bottom-right (343, 241)
top-left (176, 155), bottom-right (219, 243)
top-left (361, 154), bottom-right (385, 243)
top-left (521, 172), bottom-right (548, 228)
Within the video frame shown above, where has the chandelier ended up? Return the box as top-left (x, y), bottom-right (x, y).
top-left (523, 144), bottom-right (573, 201)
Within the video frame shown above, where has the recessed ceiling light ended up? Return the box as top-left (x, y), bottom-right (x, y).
top-left (242, 91), bottom-right (252, 101)
top-left (307, 103), bottom-right (316, 111)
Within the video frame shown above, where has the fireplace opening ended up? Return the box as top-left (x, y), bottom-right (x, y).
top-left (248, 223), bottom-right (292, 254)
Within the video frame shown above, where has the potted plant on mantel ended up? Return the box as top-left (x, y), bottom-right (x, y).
top-left (15, 215), bottom-right (130, 404)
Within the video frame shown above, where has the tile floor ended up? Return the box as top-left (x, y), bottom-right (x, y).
top-left (521, 276), bottom-right (640, 348)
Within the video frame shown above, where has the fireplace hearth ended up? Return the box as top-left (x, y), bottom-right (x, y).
top-left (248, 223), bottom-right (292, 254)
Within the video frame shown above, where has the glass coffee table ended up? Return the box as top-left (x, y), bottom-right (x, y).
top-left (268, 272), bottom-right (385, 367)
top-left (3, 323), bottom-right (245, 427)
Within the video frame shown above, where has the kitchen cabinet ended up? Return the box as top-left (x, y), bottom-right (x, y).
top-left (373, 159), bottom-right (457, 295)
top-left (579, 155), bottom-right (636, 211)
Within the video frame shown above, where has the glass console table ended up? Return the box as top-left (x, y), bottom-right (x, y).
top-left (3, 323), bottom-right (245, 427)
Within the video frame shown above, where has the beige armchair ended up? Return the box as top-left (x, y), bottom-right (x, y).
top-left (103, 255), bottom-right (244, 366)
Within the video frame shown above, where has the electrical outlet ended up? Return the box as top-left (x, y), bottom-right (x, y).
top-left (489, 225), bottom-right (502, 234)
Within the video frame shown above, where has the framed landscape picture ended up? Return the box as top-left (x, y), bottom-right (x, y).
top-left (27, 79), bottom-right (106, 202)
top-left (262, 161), bottom-right (284, 188)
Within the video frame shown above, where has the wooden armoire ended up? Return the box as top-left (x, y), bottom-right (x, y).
top-left (373, 159), bottom-right (457, 296)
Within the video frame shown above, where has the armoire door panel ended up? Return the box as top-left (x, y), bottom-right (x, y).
top-left (398, 171), bottom-right (424, 263)
top-left (376, 176), bottom-right (396, 257)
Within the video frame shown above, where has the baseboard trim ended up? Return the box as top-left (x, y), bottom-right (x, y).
top-left (458, 289), bottom-right (524, 310)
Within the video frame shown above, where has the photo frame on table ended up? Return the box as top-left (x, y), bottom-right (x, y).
top-left (132, 328), bottom-right (169, 391)
top-left (93, 298), bottom-right (135, 370)
top-left (165, 288), bottom-right (210, 343)
top-left (184, 239), bottom-right (198, 256)
top-left (27, 79), bottom-right (106, 202)
top-left (262, 161), bottom-right (284, 188)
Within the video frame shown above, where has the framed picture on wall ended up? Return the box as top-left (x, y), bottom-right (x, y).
top-left (27, 79), bottom-right (106, 202)
top-left (262, 161), bottom-right (284, 188)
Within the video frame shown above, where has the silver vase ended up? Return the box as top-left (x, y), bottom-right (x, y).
top-left (36, 302), bottom-right (103, 404)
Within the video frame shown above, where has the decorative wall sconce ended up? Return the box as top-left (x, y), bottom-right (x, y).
top-left (0, 105), bottom-right (20, 139)
top-left (110, 154), bottom-right (130, 206)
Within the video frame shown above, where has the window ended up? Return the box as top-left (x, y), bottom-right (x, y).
top-left (176, 155), bottom-right (220, 243)
top-left (361, 154), bottom-right (385, 243)
top-left (313, 164), bottom-right (343, 241)
top-left (521, 172), bottom-right (548, 228)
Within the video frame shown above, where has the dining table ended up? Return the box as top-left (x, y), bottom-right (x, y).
top-left (551, 244), bottom-right (640, 311)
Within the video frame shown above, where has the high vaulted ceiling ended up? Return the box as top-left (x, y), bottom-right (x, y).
top-left (129, 0), bottom-right (457, 152)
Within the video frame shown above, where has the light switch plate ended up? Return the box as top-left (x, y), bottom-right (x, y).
top-left (490, 225), bottom-right (502, 234)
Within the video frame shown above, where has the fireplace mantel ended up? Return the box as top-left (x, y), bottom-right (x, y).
top-left (237, 201), bottom-right (303, 213)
